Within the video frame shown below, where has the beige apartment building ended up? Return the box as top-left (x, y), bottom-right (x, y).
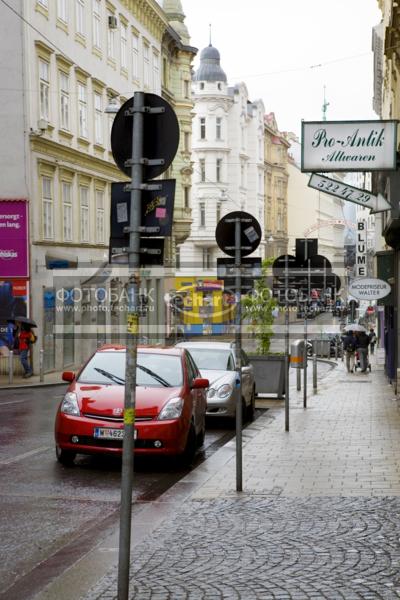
top-left (264, 112), bottom-right (290, 259)
top-left (0, 0), bottom-right (196, 372)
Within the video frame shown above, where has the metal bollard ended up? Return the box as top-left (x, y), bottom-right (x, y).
top-left (8, 350), bottom-right (14, 385)
top-left (39, 348), bottom-right (44, 382)
top-left (297, 368), bottom-right (301, 391)
top-left (341, 342), bottom-right (344, 362)
top-left (335, 341), bottom-right (338, 360)
top-left (313, 354), bottom-right (317, 392)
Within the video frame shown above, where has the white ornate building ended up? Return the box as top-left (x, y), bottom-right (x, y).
top-left (177, 42), bottom-right (266, 273)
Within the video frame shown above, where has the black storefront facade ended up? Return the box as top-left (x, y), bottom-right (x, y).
top-left (375, 168), bottom-right (400, 392)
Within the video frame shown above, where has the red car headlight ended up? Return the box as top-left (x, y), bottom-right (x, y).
top-left (157, 397), bottom-right (183, 420)
top-left (61, 392), bottom-right (80, 416)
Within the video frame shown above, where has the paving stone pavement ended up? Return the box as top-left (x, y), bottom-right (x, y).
top-left (83, 358), bottom-right (400, 600)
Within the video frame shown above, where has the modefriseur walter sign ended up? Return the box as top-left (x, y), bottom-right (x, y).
top-left (301, 120), bottom-right (398, 172)
top-left (348, 277), bottom-right (391, 301)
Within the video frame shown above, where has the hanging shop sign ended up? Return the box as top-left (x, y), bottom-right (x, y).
top-left (308, 174), bottom-right (392, 213)
top-left (301, 120), bottom-right (398, 172)
top-left (356, 220), bottom-right (367, 277)
top-left (348, 277), bottom-right (391, 300)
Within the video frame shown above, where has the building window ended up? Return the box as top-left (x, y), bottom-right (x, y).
top-left (77, 82), bottom-right (88, 138)
top-left (62, 182), bottom-right (73, 241)
top-left (216, 158), bottom-right (222, 183)
top-left (96, 189), bottom-right (104, 243)
top-left (94, 92), bottom-right (103, 145)
top-left (216, 203), bottom-right (221, 224)
top-left (200, 117), bottom-right (206, 139)
top-left (184, 131), bottom-right (190, 152)
top-left (132, 32), bottom-right (139, 80)
top-left (199, 159), bottom-right (206, 182)
top-left (59, 71), bottom-right (69, 130)
top-left (162, 57), bottom-right (168, 87)
top-left (42, 177), bottom-right (53, 240)
top-left (216, 117), bottom-right (222, 140)
top-left (57, 0), bottom-right (68, 22)
top-left (202, 248), bottom-right (211, 269)
top-left (92, 0), bottom-right (101, 48)
top-left (176, 246), bottom-right (180, 269)
top-left (39, 59), bottom-right (50, 121)
top-left (76, 0), bottom-right (85, 35)
top-left (120, 23), bottom-right (127, 69)
top-left (143, 43), bottom-right (150, 88)
top-left (200, 82), bottom-right (204, 90)
top-left (184, 186), bottom-right (190, 209)
top-left (107, 12), bottom-right (116, 59)
top-left (199, 202), bottom-right (205, 227)
top-left (152, 50), bottom-right (159, 92)
top-left (184, 79), bottom-right (190, 98)
top-left (80, 186), bottom-right (89, 242)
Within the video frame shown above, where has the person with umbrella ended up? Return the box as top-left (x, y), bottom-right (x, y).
top-left (354, 326), bottom-right (370, 373)
top-left (343, 329), bottom-right (357, 373)
top-left (14, 317), bottom-right (37, 378)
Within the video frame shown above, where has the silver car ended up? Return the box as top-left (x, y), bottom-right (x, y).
top-left (175, 341), bottom-right (255, 421)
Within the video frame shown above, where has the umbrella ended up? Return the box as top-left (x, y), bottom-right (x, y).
top-left (343, 323), bottom-right (366, 332)
top-left (9, 316), bottom-right (38, 328)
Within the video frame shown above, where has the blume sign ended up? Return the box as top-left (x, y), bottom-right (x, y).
top-left (301, 120), bottom-right (398, 172)
top-left (0, 201), bottom-right (29, 277)
top-left (349, 277), bottom-right (391, 301)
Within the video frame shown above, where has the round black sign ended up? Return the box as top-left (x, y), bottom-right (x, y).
top-left (215, 211), bottom-right (261, 257)
top-left (111, 93), bottom-right (180, 180)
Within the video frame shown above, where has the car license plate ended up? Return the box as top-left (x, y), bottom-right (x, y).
top-left (93, 428), bottom-right (137, 440)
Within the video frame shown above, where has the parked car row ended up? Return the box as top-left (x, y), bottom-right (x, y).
top-left (54, 342), bottom-right (255, 467)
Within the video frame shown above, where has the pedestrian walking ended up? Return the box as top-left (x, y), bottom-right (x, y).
top-left (343, 330), bottom-right (357, 373)
top-left (369, 328), bottom-right (377, 355)
top-left (15, 321), bottom-right (35, 378)
top-left (355, 330), bottom-right (370, 373)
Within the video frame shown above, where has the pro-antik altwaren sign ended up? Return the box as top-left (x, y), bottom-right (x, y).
top-left (301, 120), bottom-right (398, 172)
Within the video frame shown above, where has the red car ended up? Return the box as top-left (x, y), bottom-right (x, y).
top-left (55, 345), bottom-right (209, 466)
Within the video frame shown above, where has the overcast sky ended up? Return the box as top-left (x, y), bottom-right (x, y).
top-left (181, 0), bottom-right (382, 137)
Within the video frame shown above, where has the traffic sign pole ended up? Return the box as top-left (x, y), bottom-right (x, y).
top-left (235, 217), bottom-right (243, 492)
top-left (284, 254), bottom-right (290, 432)
top-left (117, 91), bottom-right (144, 600)
top-left (110, 91), bottom-right (179, 600)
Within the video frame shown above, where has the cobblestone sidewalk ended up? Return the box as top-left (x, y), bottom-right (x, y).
top-left (83, 360), bottom-right (400, 600)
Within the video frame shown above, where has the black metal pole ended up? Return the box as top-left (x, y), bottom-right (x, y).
top-left (235, 217), bottom-right (243, 491)
top-left (117, 92), bottom-right (143, 600)
top-left (285, 254), bottom-right (290, 431)
top-left (303, 258), bottom-right (310, 408)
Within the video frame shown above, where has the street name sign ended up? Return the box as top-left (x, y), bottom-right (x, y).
top-left (308, 174), bottom-right (392, 212)
top-left (348, 277), bottom-right (391, 300)
top-left (301, 120), bottom-right (398, 172)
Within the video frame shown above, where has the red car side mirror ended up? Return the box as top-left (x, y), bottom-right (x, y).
top-left (62, 371), bottom-right (75, 383)
top-left (191, 377), bottom-right (209, 389)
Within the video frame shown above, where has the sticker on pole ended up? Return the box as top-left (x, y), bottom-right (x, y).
top-left (348, 277), bottom-right (391, 300)
top-left (127, 313), bottom-right (139, 334)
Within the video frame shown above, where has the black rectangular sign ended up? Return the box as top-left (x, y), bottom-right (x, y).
top-left (111, 179), bottom-right (175, 237)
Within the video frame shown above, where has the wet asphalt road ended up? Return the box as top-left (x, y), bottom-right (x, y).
top-left (0, 384), bottom-right (265, 599)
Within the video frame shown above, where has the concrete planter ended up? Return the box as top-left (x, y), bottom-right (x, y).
top-left (248, 354), bottom-right (286, 398)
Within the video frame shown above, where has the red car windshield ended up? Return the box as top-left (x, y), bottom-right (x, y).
top-left (78, 351), bottom-right (183, 387)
